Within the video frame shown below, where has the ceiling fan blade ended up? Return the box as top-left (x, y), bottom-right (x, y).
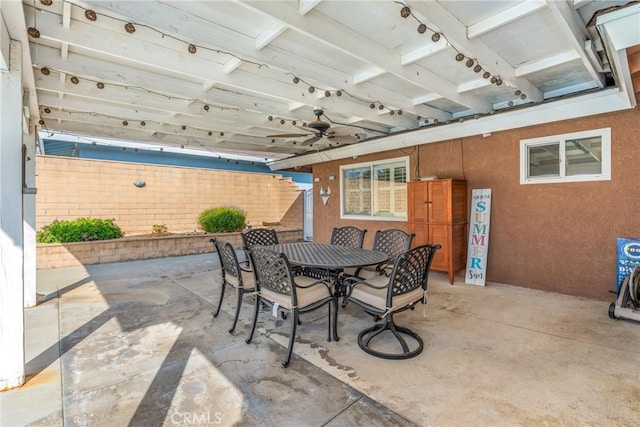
top-left (326, 135), bottom-right (359, 144)
top-left (325, 125), bottom-right (361, 136)
top-left (301, 134), bottom-right (322, 146)
top-left (267, 133), bottom-right (312, 138)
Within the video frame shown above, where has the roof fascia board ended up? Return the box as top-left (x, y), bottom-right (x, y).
top-left (269, 87), bottom-right (632, 170)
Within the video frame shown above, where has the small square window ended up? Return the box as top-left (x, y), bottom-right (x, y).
top-left (520, 128), bottom-right (610, 184)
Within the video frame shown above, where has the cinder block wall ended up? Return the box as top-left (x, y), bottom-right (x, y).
top-left (35, 156), bottom-right (303, 235)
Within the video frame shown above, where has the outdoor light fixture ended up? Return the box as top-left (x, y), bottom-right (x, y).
top-left (133, 181), bottom-right (146, 188)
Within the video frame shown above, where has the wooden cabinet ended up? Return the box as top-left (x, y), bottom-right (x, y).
top-left (407, 179), bottom-right (467, 284)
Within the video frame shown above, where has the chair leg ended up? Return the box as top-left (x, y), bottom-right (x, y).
top-left (388, 318), bottom-right (410, 353)
top-left (327, 302), bottom-right (332, 342)
top-left (245, 295), bottom-right (261, 344)
top-left (331, 298), bottom-right (340, 342)
top-left (283, 309), bottom-right (299, 368)
top-left (213, 280), bottom-right (226, 318)
top-left (357, 314), bottom-right (424, 360)
top-left (229, 288), bottom-right (243, 334)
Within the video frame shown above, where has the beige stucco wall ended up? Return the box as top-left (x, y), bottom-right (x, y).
top-left (35, 156), bottom-right (303, 235)
top-left (312, 105), bottom-right (640, 300)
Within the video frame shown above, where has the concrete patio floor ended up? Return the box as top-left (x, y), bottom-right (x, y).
top-left (1, 252), bottom-right (639, 426)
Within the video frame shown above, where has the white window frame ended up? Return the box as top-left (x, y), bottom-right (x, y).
top-left (520, 128), bottom-right (611, 185)
top-left (340, 156), bottom-right (409, 221)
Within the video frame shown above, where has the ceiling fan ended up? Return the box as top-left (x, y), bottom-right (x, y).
top-left (267, 108), bottom-right (360, 146)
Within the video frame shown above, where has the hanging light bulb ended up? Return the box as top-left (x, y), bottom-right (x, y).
top-left (27, 27), bottom-right (41, 38)
top-left (85, 10), bottom-right (97, 21)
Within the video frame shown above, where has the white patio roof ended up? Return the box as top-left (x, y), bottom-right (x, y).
top-left (2, 0), bottom-right (639, 169)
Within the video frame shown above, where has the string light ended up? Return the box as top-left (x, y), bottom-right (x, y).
top-left (36, 66), bottom-right (236, 113)
top-left (398, 3), bottom-right (517, 93)
top-left (28, 2), bottom-right (431, 143)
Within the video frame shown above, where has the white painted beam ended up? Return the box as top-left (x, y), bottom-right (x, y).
top-left (255, 21), bottom-right (287, 50)
top-left (467, 0), bottom-right (547, 39)
top-left (400, 42), bottom-right (448, 65)
top-left (223, 57), bottom-right (242, 74)
top-left (413, 93), bottom-right (442, 105)
top-left (459, 78), bottom-right (492, 93)
top-left (1, 1), bottom-right (40, 120)
top-left (515, 51), bottom-right (581, 77)
top-left (545, 0), bottom-right (605, 87)
top-left (62, 2), bottom-right (430, 122)
top-left (0, 40), bottom-right (25, 391)
top-left (353, 68), bottom-right (385, 85)
top-left (48, 121), bottom-right (304, 156)
top-left (407, 0), bottom-right (544, 103)
top-left (299, 0), bottom-right (322, 16)
top-left (30, 11), bottom-right (414, 128)
top-left (237, 0), bottom-right (491, 113)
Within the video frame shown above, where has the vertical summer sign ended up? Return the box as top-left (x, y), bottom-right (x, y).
top-left (465, 189), bottom-right (492, 286)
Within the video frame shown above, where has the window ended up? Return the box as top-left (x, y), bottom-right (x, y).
top-left (520, 128), bottom-right (611, 184)
top-left (340, 157), bottom-right (408, 220)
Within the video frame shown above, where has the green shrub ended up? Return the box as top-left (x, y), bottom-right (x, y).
top-left (198, 206), bottom-right (246, 233)
top-left (152, 224), bottom-right (168, 234)
top-left (36, 217), bottom-right (123, 243)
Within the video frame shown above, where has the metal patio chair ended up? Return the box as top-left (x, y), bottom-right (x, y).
top-left (211, 238), bottom-right (256, 334)
top-left (329, 226), bottom-right (367, 248)
top-left (246, 246), bottom-right (338, 368)
top-left (240, 228), bottom-right (279, 268)
top-left (348, 229), bottom-right (415, 279)
top-left (342, 244), bottom-right (440, 360)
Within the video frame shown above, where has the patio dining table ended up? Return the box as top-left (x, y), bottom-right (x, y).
top-left (271, 242), bottom-right (388, 270)
top-left (271, 242), bottom-right (388, 296)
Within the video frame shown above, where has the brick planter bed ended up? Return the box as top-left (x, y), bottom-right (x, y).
top-left (36, 228), bottom-right (303, 269)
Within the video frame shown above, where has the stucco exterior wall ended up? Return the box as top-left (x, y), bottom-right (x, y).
top-left (35, 156), bottom-right (303, 235)
top-left (312, 106), bottom-right (640, 300)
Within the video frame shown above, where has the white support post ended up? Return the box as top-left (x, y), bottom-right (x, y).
top-left (23, 123), bottom-right (37, 308)
top-left (0, 39), bottom-right (25, 390)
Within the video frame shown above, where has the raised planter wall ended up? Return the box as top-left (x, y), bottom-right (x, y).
top-left (37, 228), bottom-right (303, 269)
